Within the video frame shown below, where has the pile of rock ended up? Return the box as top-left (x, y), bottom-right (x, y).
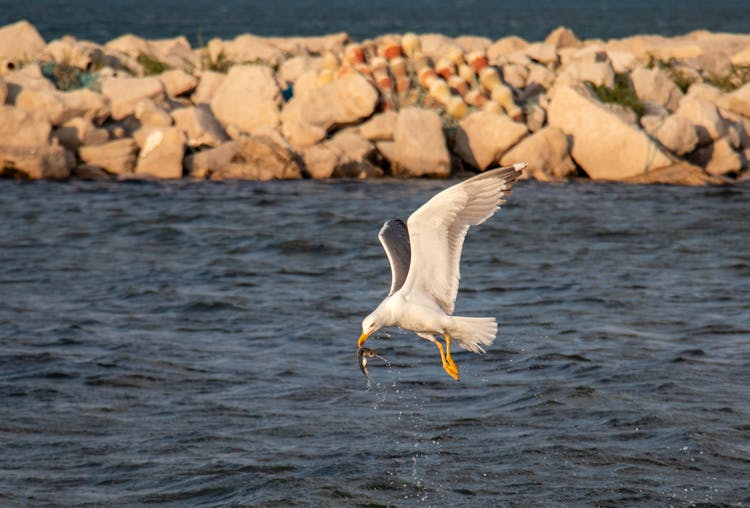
top-left (1, 19), bottom-right (750, 184)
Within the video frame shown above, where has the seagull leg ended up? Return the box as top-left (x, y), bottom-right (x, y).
top-left (434, 338), bottom-right (460, 381)
top-left (419, 334), bottom-right (459, 380)
top-left (444, 334), bottom-right (460, 378)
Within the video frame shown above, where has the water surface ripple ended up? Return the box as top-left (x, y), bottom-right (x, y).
top-left (1, 179), bottom-right (749, 506)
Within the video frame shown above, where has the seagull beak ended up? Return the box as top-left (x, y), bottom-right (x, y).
top-left (358, 332), bottom-right (370, 348)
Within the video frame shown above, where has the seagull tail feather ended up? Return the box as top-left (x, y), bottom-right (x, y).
top-left (449, 316), bottom-right (497, 354)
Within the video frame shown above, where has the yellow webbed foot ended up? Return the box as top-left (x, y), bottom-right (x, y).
top-left (435, 338), bottom-right (460, 381)
top-left (444, 334), bottom-right (460, 379)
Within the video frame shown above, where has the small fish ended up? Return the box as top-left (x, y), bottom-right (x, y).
top-left (358, 347), bottom-right (386, 379)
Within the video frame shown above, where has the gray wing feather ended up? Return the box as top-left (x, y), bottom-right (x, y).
top-left (378, 219), bottom-right (411, 295)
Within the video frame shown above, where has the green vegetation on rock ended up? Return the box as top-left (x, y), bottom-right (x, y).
top-left (590, 73), bottom-right (645, 118)
top-left (137, 53), bottom-right (169, 75)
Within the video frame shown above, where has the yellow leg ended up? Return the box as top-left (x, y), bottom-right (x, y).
top-left (444, 334), bottom-right (459, 379)
top-left (435, 338), bottom-right (460, 381)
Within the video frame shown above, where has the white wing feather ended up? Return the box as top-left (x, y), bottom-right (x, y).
top-left (400, 164), bottom-right (525, 314)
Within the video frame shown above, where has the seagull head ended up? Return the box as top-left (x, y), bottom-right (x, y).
top-left (358, 312), bottom-right (382, 347)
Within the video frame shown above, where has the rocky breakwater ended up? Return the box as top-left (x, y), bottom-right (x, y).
top-left (2, 20), bottom-right (750, 184)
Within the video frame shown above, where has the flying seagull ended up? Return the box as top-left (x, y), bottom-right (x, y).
top-left (357, 162), bottom-right (526, 380)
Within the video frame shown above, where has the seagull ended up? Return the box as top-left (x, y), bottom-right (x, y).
top-left (357, 162), bottom-right (525, 380)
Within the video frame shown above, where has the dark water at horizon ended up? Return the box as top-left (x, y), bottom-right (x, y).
top-left (3, 0), bottom-right (750, 46)
top-left (1, 178), bottom-right (749, 506)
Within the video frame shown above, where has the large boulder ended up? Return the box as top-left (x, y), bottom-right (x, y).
top-left (500, 126), bottom-right (576, 179)
top-left (359, 111), bottom-right (398, 141)
top-left (454, 110), bottom-right (527, 170)
top-left (0, 105), bottom-right (70, 179)
top-left (547, 84), bottom-right (673, 180)
top-left (281, 72), bottom-right (378, 148)
top-left (557, 61), bottom-right (615, 88)
top-left (15, 86), bottom-right (109, 125)
top-left (79, 138), bottom-right (138, 175)
top-left (171, 105), bottom-right (228, 148)
top-left (689, 137), bottom-right (742, 176)
top-left (270, 33), bottom-right (349, 56)
top-left (266, 33), bottom-right (349, 56)
top-left (100, 76), bottom-right (165, 120)
top-left (630, 66), bottom-right (683, 112)
top-left (0, 20), bottom-right (46, 64)
top-left (277, 55), bottom-right (323, 88)
top-left (53, 117), bottom-right (109, 150)
top-left (418, 34), bottom-right (463, 61)
top-left (134, 127), bottom-right (185, 178)
top-left (0, 105), bottom-right (50, 145)
top-left (640, 114), bottom-right (699, 156)
top-left (158, 69), bottom-right (198, 97)
top-left (191, 71), bottom-right (225, 106)
top-left (675, 95), bottom-right (727, 145)
top-left (210, 64), bottom-right (281, 136)
top-left (302, 144), bottom-right (338, 179)
top-left (525, 42), bottom-right (558, 65)
top-left (389, 107), bottom-right (450, 178)
top-left (105, 34), bottom-right (198, 73)
top-left (186, 136), bottom-right (303, 180)
top-left (3, 63), bottom-right (56, 102)
top-left (545, 27), bottom-right (583, 50)
top-left (0, 76), bottom-right (6, 103)
top-left (134, 98), bottom-right (173, 127)
top-left (207, 35), bottom-right (285, 68)
top-left (323, 130), bottom-right (381, 178)
top-left (487, 36), bottom-right (528, 64)
top-left (722, 82), bottom-right (750, 118)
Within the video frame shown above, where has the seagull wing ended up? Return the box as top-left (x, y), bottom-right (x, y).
top-left (378, 219), bottom-right (411, 295)
top-left (401, 163), bottom-right (525, 314)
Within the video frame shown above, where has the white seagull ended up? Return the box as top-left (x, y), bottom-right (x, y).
top-left (358, 162), bottom-right (526, 380)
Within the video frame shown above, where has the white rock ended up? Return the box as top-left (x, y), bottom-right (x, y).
top-left (191, 71), bottom-right (225, 106)
top-left (0, 20), bottom-right (46, 63)
top-left (208, 35), bottom-right (285, 68)
top-left (79, 138), bottom-right (138, 175)
top-left (454, 110), bottom-right (528, 170)
top-left (630, 66), bottom-right (683, 112)
top-left (100, 76), bottom-right (165, 120)
top-left (281, 72), bottom-right (378, 148)
top-left (135, 127), bottom-right (185, 178)
top-left (487, 36), bottom-right (528, 64)
top-left (158, 69), bottom-right (198, 97)
top-left (302, 144), bottom-right (338, 179)
top-left (641, 114), bottom-right (699, 156)
top-left (525, 43), bottom-right (558, 65)
top-left (53, 117), bottom-right (109, 150)
top-left (188, 136), bottom-right (303, 180)
top-left (500, 126), bottom-right (576, 179)
top-left (547, 84), bottom-right (673, 180)
top-left (210, 65), bottom-right (281, 135)
top-left (675, 95), bottom-right (728, 145)
top-left (558, 61), bottom-right (615, 88)
top-left (722, 82), bottom-right (750, 118)
top-left (418, 34), bottom-right (463, 61)
top-left (359, 111), bottom-right (398, 141)
top-left (134, 99), bottom-right (173, 127)
top-left (691, 137), bottom-right (742, 176)
top-left (606, 50), bottom-right (638, 73)
top-left (389, 107), bottom-right (450, 177)
top-left (171, 105), bottom-right (228, 148)
top-left (545, 27), bottom-right (582, 49)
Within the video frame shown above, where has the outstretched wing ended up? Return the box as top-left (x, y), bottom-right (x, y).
top-left (378, 219), bottom-right (411, 295)
top-left (401, 163), bottom-right (525, 314)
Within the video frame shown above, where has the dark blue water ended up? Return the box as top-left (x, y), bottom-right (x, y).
top-left (1, 178), bottom-right (749, 506)
top-left (4, 0), bottom-right (750, 45)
